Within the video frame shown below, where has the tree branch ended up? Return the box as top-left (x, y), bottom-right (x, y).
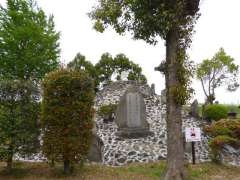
top-left (200, 78), bottom-right (208, 98)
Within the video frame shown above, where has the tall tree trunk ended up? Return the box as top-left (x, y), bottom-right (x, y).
top-left (164, 28), bottom-right (187, 180)
top-left (6, 151), bottom-right (13, 172)
top-left (207, 94), bottom-right (214, 104)
top-left (64, 159), bottom-right (71, 174)
top-left (50, 158), bottom-right (55, 167)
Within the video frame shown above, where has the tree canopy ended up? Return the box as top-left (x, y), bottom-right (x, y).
top-left (197, 48), bottom-right (239, 104)
top-left (0, 79), bottom-right (40, 171)
top-left (67, 53), bottom-right (98, 89)
top-left (95, 53), bottom-right (147, 86)
top-left (0, 0), bottom-right (60, 170)
top-left (67, 52), bottom-right (147, 90)
top-left (0, 0), bottom-right (60, 81)
top-left (90, 0), bottom-right (200, 43)
top-left (67, 53), bottom-right (96, 76)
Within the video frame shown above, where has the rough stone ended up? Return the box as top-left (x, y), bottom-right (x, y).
top-left (87, 134), bottom-right (103, 162)
top-left (128, 151), bottom-right (137, 156)
top-left (117, 157), bottom-right (127, 163)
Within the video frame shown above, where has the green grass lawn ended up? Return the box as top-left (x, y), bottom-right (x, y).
top-left (0, 161), bottom-right (240, 180)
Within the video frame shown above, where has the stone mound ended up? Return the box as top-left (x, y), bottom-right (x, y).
top-left (93, 81), bottom-right (210, 166)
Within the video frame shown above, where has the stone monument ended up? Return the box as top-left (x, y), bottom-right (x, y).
top-left (151, 83), bottom-right (155, 95)
top-left (190, 99), bottom-right (199, 118)
top-left (115, 85), bottom-right (152, 138)
top-left (161, 89), bottom-right (166, 104)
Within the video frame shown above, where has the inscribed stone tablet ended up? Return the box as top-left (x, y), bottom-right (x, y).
top-left (126, 93), bottom-right (141, 127)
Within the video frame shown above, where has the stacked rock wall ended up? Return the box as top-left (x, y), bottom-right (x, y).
top-left (221, 145), bottom-right (240, 166)
top-left (94, 81), bottom-right (210, 166)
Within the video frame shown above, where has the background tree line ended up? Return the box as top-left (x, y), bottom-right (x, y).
top-left (67, 52), bottom-right (147, 91)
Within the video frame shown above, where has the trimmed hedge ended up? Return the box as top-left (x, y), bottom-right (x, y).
top-left (204, 104), bottom-right (228, 121)
top-left (41, 69), bottom-right (95, 173)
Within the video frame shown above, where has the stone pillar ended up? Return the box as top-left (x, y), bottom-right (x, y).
top-left (190, 99), bottom-right (199, 118)
top-left (151, 83), bottom-right (155, 95)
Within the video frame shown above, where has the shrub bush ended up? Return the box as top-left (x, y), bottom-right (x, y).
top-left (204, 104), bottom-right (228, 121)
top-left (98, 104), bottom-right (117, 122)
top-left (204, 119), bottom-right (240, 163)
top-left (41, 69), bottom-right (95, 174)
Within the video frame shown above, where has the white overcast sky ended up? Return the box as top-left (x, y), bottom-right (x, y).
top-left (0, 0), bottom-right (240, 104)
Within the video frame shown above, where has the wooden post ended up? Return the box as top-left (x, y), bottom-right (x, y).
top-left (192, 141), bottom-right (196, 165)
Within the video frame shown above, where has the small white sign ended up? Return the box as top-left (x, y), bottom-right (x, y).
top-left (185, 127), bottom-right (201, 142)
